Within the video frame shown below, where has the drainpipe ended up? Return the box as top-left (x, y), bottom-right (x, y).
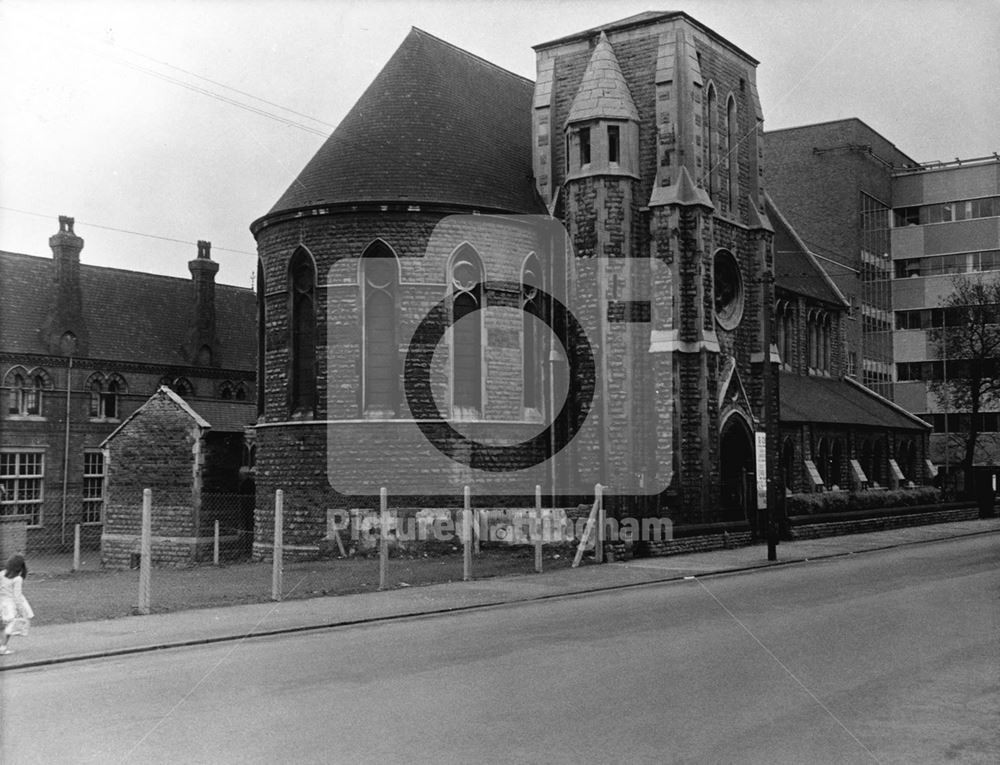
top-left (61, 354), bottom-right (73, 546)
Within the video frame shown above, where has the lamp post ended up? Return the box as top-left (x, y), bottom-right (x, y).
top-left (760, 270), bottom-right (778, 561)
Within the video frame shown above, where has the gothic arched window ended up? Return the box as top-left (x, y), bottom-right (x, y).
top-left (5, 367), bottom-right (49, 417)
top-left (288, 248), bottom-right (317, 416)
top-left (88, 372), bottom-right (126, 418)
top-left (256, 260), bottom-right (266, 418)
top-left (726, 94), bottom-right (739, 215)
top-left (704, 82), bottom-right (718, 199)
top-left (361, 242), bottom-right (400, 416)
top-left (5, 369), bottom-right (27, 416)
top-left (522, 254), bottom-right (545, 413)
top-left (450, 246), bottom-right (484, 418)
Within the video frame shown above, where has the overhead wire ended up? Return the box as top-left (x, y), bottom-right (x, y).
top-left (0, 205), bottom-right (256, 256)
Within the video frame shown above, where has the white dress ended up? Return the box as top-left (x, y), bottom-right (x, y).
top-left (0, 572), bottom-right (34, 624)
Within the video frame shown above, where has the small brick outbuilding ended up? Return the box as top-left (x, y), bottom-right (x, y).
top-left (100, 386), bottom-right (255, 567)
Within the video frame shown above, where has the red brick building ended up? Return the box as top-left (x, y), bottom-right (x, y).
top-left (0, 217), bottom-right (256, 552)
top-left (251, 12), bottom-right (785, 556)
top-left (767, 196), bottom-right (931, 493)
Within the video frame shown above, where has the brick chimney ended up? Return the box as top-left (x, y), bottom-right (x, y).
top-left (186, 239), bottom-right (219, 366)
top-left (40, 215), bottom-right (88, 355)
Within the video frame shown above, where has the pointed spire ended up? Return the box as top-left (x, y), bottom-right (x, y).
top-left (566, 32), bottom-right (638, 125)
top-left (746, 195), bottom-right (773, 233)
top-left (648, 165), bottom-right (714, 209)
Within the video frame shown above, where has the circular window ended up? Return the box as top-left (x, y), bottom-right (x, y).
top-left (713, 249), bottom-right (744, 330)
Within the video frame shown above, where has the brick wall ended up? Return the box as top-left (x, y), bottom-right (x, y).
top-left (101, 392), bottom-right (204, 567)
top-left (1, 359), bottom-right (253, 552)
top-left (252, 15), bottom-right (775, 554)
top-left (788, 506), bottom-right (978, 540)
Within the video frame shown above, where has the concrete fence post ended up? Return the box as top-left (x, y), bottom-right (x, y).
top-left (463, 486), bottom-right (472, 582)
top-left (272, 489), bottom-right (283, 601)
top-left (535, 484), bottom-right (543, 574)
top-left (137, 488), bottom-right (152, 615)
top-left (595, 483), bottom-right (604, 564)
top-left (213, 519), bottom-right (220, 566)
top-left (474, 507), bottom-right (481, 555)
top-left (379, 487), bottom-right (388, 590)
top-left (72, 523), bottom-right (81, 572)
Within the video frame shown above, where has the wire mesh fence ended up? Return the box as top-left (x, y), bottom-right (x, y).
top-left (16, 487), bottom-right (606, 623)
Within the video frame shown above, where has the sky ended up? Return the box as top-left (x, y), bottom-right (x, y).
top-left (2, 0), bottom-right (998, 288)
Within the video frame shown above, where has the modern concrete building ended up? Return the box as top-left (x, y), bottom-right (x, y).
top-left (891, 154), bottom-right (1000, 484)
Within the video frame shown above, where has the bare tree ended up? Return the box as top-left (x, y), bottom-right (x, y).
top-left (927, 274), bottom-right (1000, 493)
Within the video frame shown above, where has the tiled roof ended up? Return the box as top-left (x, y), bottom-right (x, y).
top-left (780, 372), bottom-right (930, 431)
top-left (266, 28), bottom-right (545, 218)
top-left (189, 399), bottom-right (256, 433)
top-left (766, 194), bottom-right (849, 308)
top-left (0, 250), bottom-right (256, 370)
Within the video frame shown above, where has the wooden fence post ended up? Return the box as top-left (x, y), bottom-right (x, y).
top-left (272, 489), bottom-right (283, 601)
top-left (137, 489), bottom-right (152, 615)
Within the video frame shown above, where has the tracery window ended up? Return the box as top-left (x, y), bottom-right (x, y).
top-left (4, 367), bottom-right (49, 417)
top-left (361, 242), bottom-right (400, 416)
top-left (522, 254), bottom-right (545, 413)
top-left (289, 248), bottom-right (317, 416)
top-left (450, 246), bottom-right (484, 418)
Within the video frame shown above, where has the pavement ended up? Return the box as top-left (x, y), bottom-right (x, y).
top-left (2, 517), bottom-right (998, 672)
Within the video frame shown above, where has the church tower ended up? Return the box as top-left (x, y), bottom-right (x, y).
top-left (534, 12), bottom-right (775, 527)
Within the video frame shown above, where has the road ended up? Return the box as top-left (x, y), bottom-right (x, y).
top-left (2, 534), bottom-right (997, 764)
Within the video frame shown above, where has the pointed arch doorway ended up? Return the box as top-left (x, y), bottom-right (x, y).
top-left (720, 412), bottom-right (757, 529)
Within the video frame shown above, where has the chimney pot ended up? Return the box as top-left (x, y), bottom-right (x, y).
top-left (197, 240), bottom-right (212, 259)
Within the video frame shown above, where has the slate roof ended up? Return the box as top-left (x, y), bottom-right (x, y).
top-left (0, 250), bottom-right (256, 370)
top-left (766, 194), bottom-right (850, 308)
top-left (265, 27), bottom-right (545, 219)
top-left (189, 399), bottom-right (256, 433)
top-left (565, 32), bottom-right (639, 124)
top-left (780, 373), bottom-right (930, 431)
top-left (102, 388), bottom-right (254, 447)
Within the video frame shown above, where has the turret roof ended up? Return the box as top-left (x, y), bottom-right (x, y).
top-left (565, 32), bottom-right (639, 125)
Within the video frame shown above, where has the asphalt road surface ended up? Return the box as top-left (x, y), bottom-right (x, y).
top-left (2, 534), bottom-right (997, 764)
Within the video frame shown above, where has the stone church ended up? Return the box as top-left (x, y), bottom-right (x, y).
top-left (251, 11), bottom-right (782, 556)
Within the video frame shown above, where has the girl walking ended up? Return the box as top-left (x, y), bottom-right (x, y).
top-left (0, 554), bottom-right (33, 655)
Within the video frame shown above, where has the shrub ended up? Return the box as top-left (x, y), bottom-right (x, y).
top-left (786, 487), bottom-right (942, 516)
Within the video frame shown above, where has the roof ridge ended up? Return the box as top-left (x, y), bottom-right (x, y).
top-left (409, 26), bottom-right (534, 86)
top-left (765, 191), bottom-right (850, 308)
top-left (0, 250), bottom-right (253, 293)
top-left (844, 376), bottom-right (933, 430)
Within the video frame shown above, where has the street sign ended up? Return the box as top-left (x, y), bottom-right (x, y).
top-left (755, 431), bottom-right (767, 509)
